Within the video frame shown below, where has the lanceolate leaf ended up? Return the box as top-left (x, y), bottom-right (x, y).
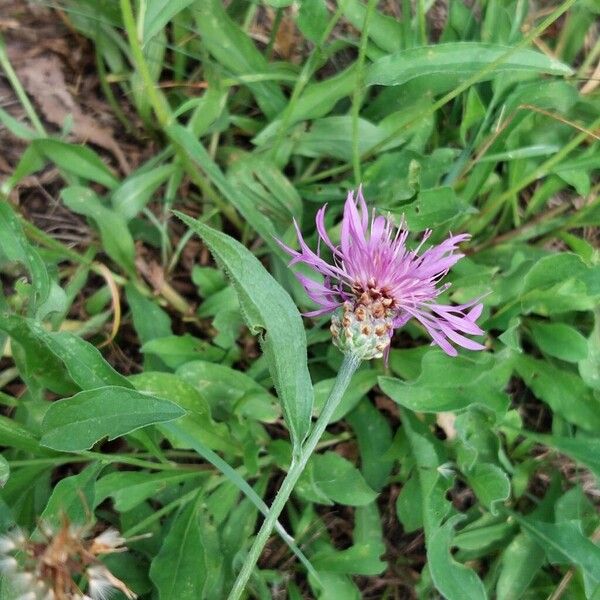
top-left (367, 43), bottom-right (573, 87)
top-left (41, 386), bottom-right (185, 451)
top-left (150, 494), bottom-right (223, 600)
top-left (174, 212), bottom-right (313, 450)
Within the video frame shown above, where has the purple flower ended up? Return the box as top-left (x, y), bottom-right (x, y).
top-left (278, 187), bottom-right (486, 358)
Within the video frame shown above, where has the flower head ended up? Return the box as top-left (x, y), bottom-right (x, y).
top-left (279, 187), bottom-right (485, 359)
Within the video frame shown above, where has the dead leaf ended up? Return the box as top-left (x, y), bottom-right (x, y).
top-left (17, 54), bottom-right (131, 174)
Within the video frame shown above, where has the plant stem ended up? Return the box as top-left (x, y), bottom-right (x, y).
top-left (227, 353), bottom-right (362, 600)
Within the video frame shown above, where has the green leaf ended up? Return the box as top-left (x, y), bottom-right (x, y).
top-left (33, 139), bottom-right (118, 189)
top-left (174, 212), bottom-right (313, 449)
top-left (254, 65), bottom-right (357, 146)
top-left (466, 463), bottom-right (510, 515)
top-left (297, 0), bottom-right (329, 42)
top-left (125, 283), bottom-right (172, 370)
top-left (111, 163), bottom-right (176, 220)
top-left (579, 310), bottom-right (600, 390)
top-left (95, 470), bottom-right (204, 512)
top-left (143, 0), bottom-right (196, 41)
top-left (0, 202), bottom-right (51, 318)
top-left (379, 350), bottom-right (511, 414)
top-left (129, 371), bottom-right (232, 453)
top-left (512, 516), bottom-right (600, 586)
top-left (141, 334), bottom-right (225, 370)
top-left (0, 314), bottom-right (76, 395)
top-left (528, 321), bottom-right (588, 362)
top-left (401, 187), bottom-right (473, 231)
top-left (0, 415), bottom-right (47, 455)
top-left (40, 462), bottom-right (103, 528)
top-left (428, 515), bottom-right (488, 600)
top-left (347, 399), bottom-right (394, 491)
top-left (496, 533), bottom-right (545, 600)
top-left (297, 452), bottom-right (377, 506)
top-left (149, 494), bottom-right (223, 600)
top-left (40, 386), bottom-right (185, 451)
top-left (313, 369), bottom-right (378, 422)
top-left (61, 186), bottom-right (136, 275)
top-left (514, 354), bottom-right (600, 431)
top-left (0, 315), bottom-right (129, 391)
top-left (366, 43), bottom-right (573, 87)
top-left (167, 124), bottom-right (284, 255)
top-left (520, 431), bottom-right (600, 481)
top-left (401, 409), bottom-right (451, 535)
top-left (192, 0), bottom-right (285, 118)
top-left (176, 360), bottom-right (278, 423)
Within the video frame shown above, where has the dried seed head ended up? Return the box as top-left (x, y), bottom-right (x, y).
top-left (0, 521), bottom-right (137, 600)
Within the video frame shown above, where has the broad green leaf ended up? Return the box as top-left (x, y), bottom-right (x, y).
top-left (496, 534), bottom-right (546, 600)
top-left (95, 470), bottom-right (204, 512)
top-left (341, 0), bottom-right (403, 53)
top-left (297, 0), bottom-right (329, 42)
top-left (401, 187), bottom-right (473, 231)
top-left (396, 473), bottom-right (423, 532)
top-left (297, 452), bottom-right (377, 506)
top-left (293, 116), bottom-right (405, 161)
top-left (176, 360), bottom-right (277, 422)
top-left (521, 431), bottom-right (600, 481)
top-left (40, 462), bottom-right (103, 528)
top-left (428, 515), bottom-right (487, 600)
top-left (401, 409), bottom-right (451, 535)
top-left (61, 186), bottom-right (136, 275)
top-left (0, 415), bottom-right (47, 455)
top-left (513, 516), bottom-right (600, 586)
top-left (0, 315), bottom-right (128, 391)
top-left (252, 65), bottom-right (357, 146)
top-left (514, 355), bottom-right (600, 431)
top-left (367, 43), bottom-right (572, 87)
top-left (125, 283), bottom-right (172, 370)
top-left (0, 202), bottom-right (51, 318)
top-left (129, 371), bottom-right (232, 453)
top-left (149, 495), bottom-right (223, 600)
top-left (0, 314), bottom-right (76, 395)
top-left (466, 463), bottom-right (510, 515)
top-left (33, 139), bottom-right (118, 189)
top-left (111, 163), bottom-right (176, 220)
top-left (40, 386), bottom-right (185, 451)
top-left (379, 350), bottom-right (511, 414)
top-left (141, 334), bottom-right (225, 369)
top-left (174, 213), bottom-right (313, 449)
top-left (347, 399), bottom-right (394, 491)
top-left (529, 321), bottom-right (588, 362)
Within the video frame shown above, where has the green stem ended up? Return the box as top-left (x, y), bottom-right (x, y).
top-left (0, 34), bottom-right (46, 136)
top-left (227, 353), bottom-right (362, 600)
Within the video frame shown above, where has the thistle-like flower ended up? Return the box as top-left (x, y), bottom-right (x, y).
top-left (279, 187), bottom-right (485, 359)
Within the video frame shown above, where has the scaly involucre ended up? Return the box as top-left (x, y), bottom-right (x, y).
top-left (278, 187), bottom-right (485, 358)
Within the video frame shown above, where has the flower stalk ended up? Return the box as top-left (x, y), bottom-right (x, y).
top-left (227, 352), bottom-right (362, 600)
